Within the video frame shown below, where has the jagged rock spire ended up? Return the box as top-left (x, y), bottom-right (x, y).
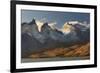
top-left (29, 18), bottom-right (36, 25)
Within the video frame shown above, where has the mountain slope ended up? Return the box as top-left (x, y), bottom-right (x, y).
top-left (29, 42), bottom-right (90, 58)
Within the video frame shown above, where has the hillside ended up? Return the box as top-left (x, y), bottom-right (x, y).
top-left (29, 42), bottom-right (90, 59)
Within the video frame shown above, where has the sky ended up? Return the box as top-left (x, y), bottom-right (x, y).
top-left (21, 10), bottom-right (90, 28)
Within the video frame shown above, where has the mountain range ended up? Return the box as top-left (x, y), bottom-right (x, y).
top-left (21, 18), bottom-right (90, 58)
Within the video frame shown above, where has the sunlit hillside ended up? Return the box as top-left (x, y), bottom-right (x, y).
top-left (29, 42), bottom-right (90, 59)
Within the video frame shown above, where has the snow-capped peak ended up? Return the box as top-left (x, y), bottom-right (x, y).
top-left (61, 22), bottom-right (74, 34)
top-left (36, 20), bottom-right (44, 32)
top-left (48, 22), bottom-right (56, 29)
top-left (67, 21), bottom-right (90, 31)
top-left (68, 21), bottom-right (89, 27)
top-left (36, 20), bottom-right (57, 32)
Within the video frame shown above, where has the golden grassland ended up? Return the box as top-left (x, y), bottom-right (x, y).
top-left (28, 42), bottom-right (90, 58)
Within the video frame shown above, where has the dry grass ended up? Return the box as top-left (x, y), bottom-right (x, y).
top-left (29, 42), bottom-right (90, 58)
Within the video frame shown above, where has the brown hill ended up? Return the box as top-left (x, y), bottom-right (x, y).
top-left (29, 42), bottom-right (90, 58)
